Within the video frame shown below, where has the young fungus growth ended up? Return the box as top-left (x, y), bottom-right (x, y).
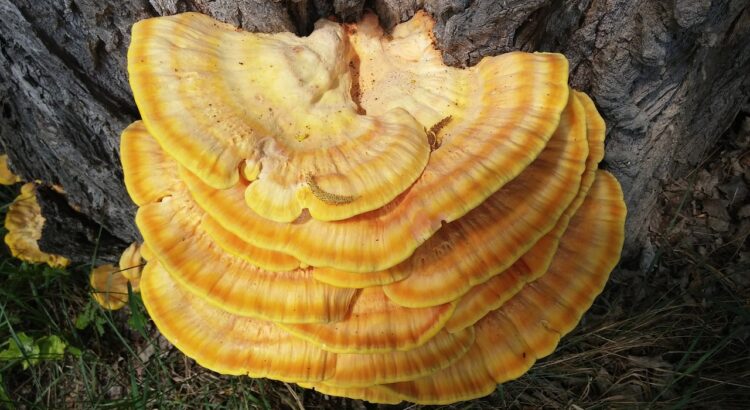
top-left (89, 242), bottom-right (144, 310)
top-left (4, 183), bottom-right (69, 268)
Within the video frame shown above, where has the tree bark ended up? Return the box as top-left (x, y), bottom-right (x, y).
top-left (1, 0), bottom-right (748, 263)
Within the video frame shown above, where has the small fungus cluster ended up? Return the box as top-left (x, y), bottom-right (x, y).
top-left (122, 11), bottom-right (626, 404)
top-left (89, 243), bottom-right (144, 310)
top-left (1, 155), bottom-right (69, 268)
top-left (0, 155), bottom-right (142, 310)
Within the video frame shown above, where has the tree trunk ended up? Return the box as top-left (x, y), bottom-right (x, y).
top-left (1, 0), bottom-right (748, 263)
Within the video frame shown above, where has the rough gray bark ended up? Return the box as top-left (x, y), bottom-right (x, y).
top-left (0, 0), bottom-right (748, 263)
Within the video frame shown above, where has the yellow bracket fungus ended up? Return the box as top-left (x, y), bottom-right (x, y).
top-left (122, 10), bottom-right (626, 406)
top-left (383, 171), bottom-right (626, 404)
top-left (129, 13), bottom-right (430, 223)
top-left (4, 183), bottom-right (69, 268)
top-left (90, 242), bottom-right (144, 310)
top-left (141, 261), bottom-right (476, 386)
top-left (90, 264), bottom-right (130, 310)
top-left (382, 91), bottom-right (588, 307)
top-left (446, 91), bottom-right (607, 332)
top-left (118, 242), bottom-right (144, 291)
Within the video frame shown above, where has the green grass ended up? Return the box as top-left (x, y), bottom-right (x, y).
top-left (0, 135), bottom-right (749, 409)
top-left (0, 253), bottom-right (289, 409)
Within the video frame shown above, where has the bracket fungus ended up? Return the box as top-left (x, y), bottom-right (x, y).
top-left (123, 10), bottom-right (626, 405)
top-left (4, 183), bottom-right (69, 268)
top-left (89, 242), bottom-right (144, 310)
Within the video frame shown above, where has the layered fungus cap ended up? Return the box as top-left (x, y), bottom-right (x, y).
top-left (129, 13), bottom-right (430, 223)
top-left (123, 10), bottom-right (626, 405)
